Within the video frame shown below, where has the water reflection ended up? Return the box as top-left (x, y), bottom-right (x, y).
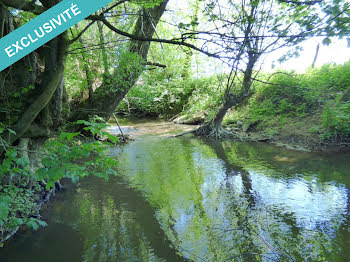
top-left (0, 176), bottom-right (186, 262)
top-left (1, 122), bottom-right (349, 261)
top-left (115, 136), bottom-right (350, 261)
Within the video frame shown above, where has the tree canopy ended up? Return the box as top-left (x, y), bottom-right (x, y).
top-left (0, 0), bottom-right (349, 243)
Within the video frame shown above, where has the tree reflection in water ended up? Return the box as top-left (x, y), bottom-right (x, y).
top-left (1, 134), bottom-right (349, 262)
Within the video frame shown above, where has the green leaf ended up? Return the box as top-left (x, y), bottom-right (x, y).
top-left (59, 132), bottom-right (80, 141)
top-left (15, 156), bottom-right (30, 167)
top-left (210, 14), bottom-right (218, 20)
top-left (0, 195), bottom-right (12, 219)
top-left (5, 149), bottom-right (17, 158)
top-left (41, 157), bottom-right (55, 167)
top-left (76, 120), bottom-right (89, 125)
top-left (26, 220), bottom-right (39, 230)
top-left (106, 133), bottom-right (119, 144)
top-left (8, 129), bottom-right (16, 135)
top-left (47, 167), bottom-right (65, 183)
top-left (36, 167), bottom-right (48, 180)
top-left (178, 23), bottom-right (185, 29)
top-left (322, 37), bottom-right (331, 46)
top-left (13, 217), bottom-right (24, 226)
top-left (37, 220), bottom-right (48, 227)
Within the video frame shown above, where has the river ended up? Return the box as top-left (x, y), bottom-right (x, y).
top-left (1, 119), bottom-right (349, 261)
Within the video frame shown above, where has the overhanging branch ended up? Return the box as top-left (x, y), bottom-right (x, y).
top-left (87, 15), bottom-right (220, 58)
top-left (69, 21), bottom-right (96, 44)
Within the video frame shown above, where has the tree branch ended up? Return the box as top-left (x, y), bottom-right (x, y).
top-left (69, 21), bottom-right (96, 44)
top-left (277, 0), bottom-right (322, 5)
top-left (145, 62), bottom-right (167, 68)
top-left (68, 1), bottom-right (129, 44)
top-left (88, 15), bottom-right (220, 58)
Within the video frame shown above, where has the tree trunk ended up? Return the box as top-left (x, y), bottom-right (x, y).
top-left (70, 0), bottom-right (169, 123)
top-left (193, 95), bottom-right (238, 138)
top-left (194, 54), bottom-right (257, 139)
top-left (97, 19), bottom-right (109, 76)
top-left (75, 24), bottom-right (95, 102)
top-left (311, 43), bottom-right (320, 68)
top-left (0, 34), bottom-right (69, 153)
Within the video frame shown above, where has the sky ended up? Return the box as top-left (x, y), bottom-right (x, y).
top-left (192, 37), bottom-right (350, 77)
top-left (264, 37), bottom-right (350, 72)
top-left (167, 0), bottom-right (350, 75)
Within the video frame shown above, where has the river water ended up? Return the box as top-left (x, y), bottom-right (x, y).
top-left (1, 119), bottom-right (349, 261)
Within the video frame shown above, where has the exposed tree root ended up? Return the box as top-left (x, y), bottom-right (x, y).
top-left (173, 121), bottom-right (239, 140)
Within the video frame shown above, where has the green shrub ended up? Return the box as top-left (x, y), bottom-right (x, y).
top-left (0, 117), bottom-right (118, 239)
top-left (322, 101), bottom-right (350, 138)
top-left (224, 61), bottom-right (350, 140)
top-left (117, 75), bottom-right (220, 117)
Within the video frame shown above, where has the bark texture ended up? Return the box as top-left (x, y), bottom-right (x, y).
top-left (193, 53), bottom-right (258, 139)
top-left (70, 0), bottom-right (169, 122)
top-left (0, 34), bottom-right (69, 152)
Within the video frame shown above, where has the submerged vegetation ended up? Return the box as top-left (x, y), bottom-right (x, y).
top-left (0, 0), bottom-right (349, 258)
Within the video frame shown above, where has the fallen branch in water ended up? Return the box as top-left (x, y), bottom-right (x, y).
top-left (113, 113), bottom-right (126, 141)
top-left (171, 130), bottom-right (196, 138)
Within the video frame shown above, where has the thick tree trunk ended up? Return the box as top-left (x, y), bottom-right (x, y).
top-left (194, 53), bottom-right (258, 139)
top-left (75, 24), bottom-right (94, 102)
top-left (311, 43), bottom-right (320, 68)
top-left (70, 0), bottom-right (169, 123)
top-left (213, 98), bottom-right (236, 127)
top-left (97, 20), bottom-right (109, 76)
top-left (51, 74), bottom-right (65, 126)
top-left (0, 34), bottom-right (69, 153)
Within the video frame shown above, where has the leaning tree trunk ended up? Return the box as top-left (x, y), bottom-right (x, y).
top-left (194, 53), bottom-right (258, 139)
top-left (0, 33), bottom-right (69, 153)
top-left (193, 95), bottom-right (238, 138)
top-left (70, 0), bottom-right (169, 123)
top-left (0, 0), bottom-right (70, 152)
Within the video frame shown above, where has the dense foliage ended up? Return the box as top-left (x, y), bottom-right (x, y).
top-left (117, 74), bottom-right (221, 117)
top-left (121, 61), bottom-right (350, 142)
top-left (0, 0), bottom-right (349, 245)
top-left (0, 118), bottom-right (118, 241)
top-left (227, 62), bottom-right (350, 140)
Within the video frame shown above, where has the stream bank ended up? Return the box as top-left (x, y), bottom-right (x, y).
top-left (1, 119), bottom-right (350, 261)
top-left (170, 113), bottom-right (350, 152)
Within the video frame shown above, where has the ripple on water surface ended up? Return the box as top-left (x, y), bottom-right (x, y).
top-left (1, 120), bottom-right (349, 262)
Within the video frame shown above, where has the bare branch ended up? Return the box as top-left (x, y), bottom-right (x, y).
top-left (87, 15), bottom-right (221, 58)
top-left (278, 0), bottom-right (322, 5)
top-left (69, 21), bottom-right (96, 44)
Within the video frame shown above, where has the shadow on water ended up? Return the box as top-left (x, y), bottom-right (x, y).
top-left (1, 120), bottom-right (349, 262)
top-left (0, 222), bottom-right (83, 262)
top-left (201, 139), bottom-right (304, 261)
top-left (199, 138), bottom-right (350, 261)
top-left (0, 176), bottom-right (187, 262)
